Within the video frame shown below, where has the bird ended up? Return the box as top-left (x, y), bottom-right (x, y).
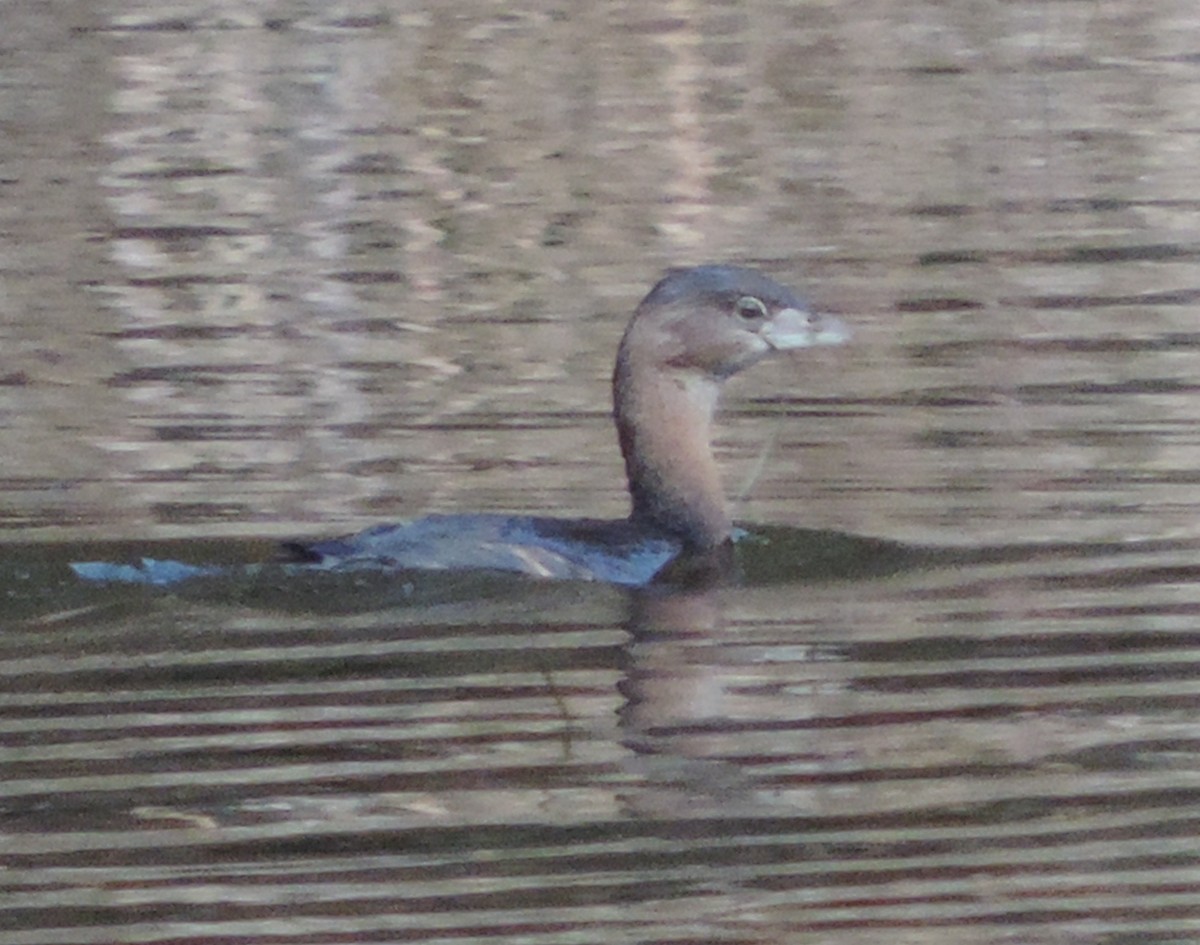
top-left (281, 264), bottom-right (849, 586)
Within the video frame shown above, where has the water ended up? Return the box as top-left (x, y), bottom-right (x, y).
top-left (3, 2), bottom-right (1200, 942)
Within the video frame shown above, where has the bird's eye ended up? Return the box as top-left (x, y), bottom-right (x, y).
top-left (734, 296), bottom-right (768, 322)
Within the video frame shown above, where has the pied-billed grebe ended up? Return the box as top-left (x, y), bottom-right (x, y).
top-left (282, 265), bottom-right (848, 585)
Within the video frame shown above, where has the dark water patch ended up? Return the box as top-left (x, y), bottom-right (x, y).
top-left (327, 317), bottom-right (412, 333)
top-left (851, 660), bottom-right (1200, 694)
top-left (919, 243), bottom-right (1200, 266)
top-left (910, 197), bottom-right (1200, 216)
top-left (119, 166), bottom-right (242, 181)
top-left (909, 203), bottom-right (973, 217)
top-left (327, 270), bottom-right (407, 284)
top-left (152, 423), bottom-right (305, 442)
top-left (107, 363), bottom-right (270, 386)
top-left (904, 339), bottom-right (1200, 361)
top-left (105, 324), bottom-right (264, 341)
top-left (903, 64), bottom-right (970, 76)
top-left (1007, 288), bottom-right (1200, 308)
top-left (110, 225), bottom-right (251, 240)
top-left (917, 250), bottom-right (988, 265)
top-left (895, 297), bottom-right (986, 312)
top-left (123, 273), bottom-right (249, 288)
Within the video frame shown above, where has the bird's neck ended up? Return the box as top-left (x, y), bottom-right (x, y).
top-left (613, 358), bottom-right (730, 551)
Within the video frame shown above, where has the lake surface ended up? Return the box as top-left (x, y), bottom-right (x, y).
top-left (3, 2), bottom-right (1200, 943)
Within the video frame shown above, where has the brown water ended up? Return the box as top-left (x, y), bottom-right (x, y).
top-left (3, 2), bottom-right (1200, 943)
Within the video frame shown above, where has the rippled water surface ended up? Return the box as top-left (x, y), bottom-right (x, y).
top-left (3, 2), bottom-right (1200, 943)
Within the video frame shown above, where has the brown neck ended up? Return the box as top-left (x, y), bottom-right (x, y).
top-left (613, 355), bottom-right (730, 551)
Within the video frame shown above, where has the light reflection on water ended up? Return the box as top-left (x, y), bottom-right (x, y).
top-left (3, 2), bottom-right (1200, 943)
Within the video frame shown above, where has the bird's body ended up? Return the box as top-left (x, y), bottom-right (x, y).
top-left (284, 514), bottom-right (678, 587)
